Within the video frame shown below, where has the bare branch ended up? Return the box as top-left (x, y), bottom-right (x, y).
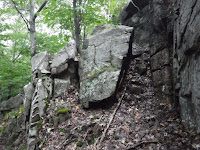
top-left (33, 0), bottom-right (48, 19)
top-left (131, 0), bottom-right (140, 12)
top-left (10, 0), bottom-right (30, 31)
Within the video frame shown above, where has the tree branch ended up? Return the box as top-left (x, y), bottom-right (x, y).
top-left (33, 0), bottom-right (48, 19)
top-left (131, 0), bottom-right (140, 12)
top-left (10, 0), bottom-right (30, 31)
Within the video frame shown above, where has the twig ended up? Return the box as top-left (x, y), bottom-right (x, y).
top-left (10, 0), bottom-right (30, 30)
top-left (130, 0), bottom-right (140, 12)
top-left (33, 0), bottom-right (48, 19)
top-left (127, 140), bottom-right (159, 150)
top-left (93, 88), bottom-right (126, 150)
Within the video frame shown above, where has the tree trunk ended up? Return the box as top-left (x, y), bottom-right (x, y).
top-left (73, 0), bottom-right (81, 53)
top-left (30, 0), bottom-right (36, 58)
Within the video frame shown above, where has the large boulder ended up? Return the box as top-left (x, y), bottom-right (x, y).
top-left (31, 51), bottom-right (51, 85)
top-left (51, 40), bottom-right (77, 75)
top-left (54, 78), bottom-right (70, 97)
top-left (0, 94), bottom-right (24, 112)
top-left (173, 0), bottom-right (200, 133)
top-left (79, 25), bottom-right (132, 108)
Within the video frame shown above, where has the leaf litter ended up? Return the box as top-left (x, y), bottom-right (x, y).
top-left (39, 59), bottom-right (196, 150)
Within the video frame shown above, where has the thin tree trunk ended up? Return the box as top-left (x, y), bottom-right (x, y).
top-left (30, 0), bottom-right (36, 58)
top-left (73, 0), bottom-right (81, 53)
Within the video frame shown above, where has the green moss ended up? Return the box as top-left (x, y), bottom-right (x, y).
top-left (19, 146), bottom-right (27, 150)
top-left (76, 141), bottom-right (83, 147)
top-left (60, 129), bottom-right (65, 133)
top-left (3, 106), bottom-right (24, 120)
top-left (0, 126), bottom-right (4, 133)
top-left (91, 116), bottom-right (99, 120)
top-left (37, 119), bottom-right (43, 132)
top-left (57, 108), bottom-right (71, 115)
top-left (88, 66), bottom-right (118, 80)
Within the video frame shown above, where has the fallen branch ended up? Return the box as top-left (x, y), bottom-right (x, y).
top-left (127, 140), bottom-right (159, 150)
top-left (93, 88), bottom-right (126, 150)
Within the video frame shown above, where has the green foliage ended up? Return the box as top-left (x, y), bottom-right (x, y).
top-left (91, 116), bottom-right (100, 120)
top-left (76, 141), bottom-right (84, 147)
top-left (37, 119), bottom-right (43, 132)
top-left (0, 0), bottom-right (130, 102)
top-left (0, 125), bottom-right (4, 133)
top-left (3, 106), bottom-right (24, 121)
top-left (57, 108), bottom-right (71, 115)
top-left (59, 129), bottom-right (65, 133)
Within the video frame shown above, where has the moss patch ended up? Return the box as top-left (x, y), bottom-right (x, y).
top-left (76, 141), bottom-right (84, 147)
top-left (57, 108), bottom-right (71, 115)
top-left (88, 66), bottom-right (118, 80)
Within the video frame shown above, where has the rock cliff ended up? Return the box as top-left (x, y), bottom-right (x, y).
top-left (121, 0), bottom-right (200, 133)
top-left (1, 0), bottom-right (200, 149)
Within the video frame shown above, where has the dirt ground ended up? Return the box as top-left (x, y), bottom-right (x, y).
top-left (39, 59), bottom-right (197, 150)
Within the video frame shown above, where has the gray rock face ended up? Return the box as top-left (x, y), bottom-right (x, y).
top-left (121, 0), bottom-right (173, 103)
top-left (54, 78), bottom-right (70, 97)
top-left (31, 51), bottom-right (51, 85)
top-left (121, 0), bottom-right (200, 133)
top-left (174, 0), bottom-right (200, 133)
top-left (31, 51), bottom-right (50, 74)
top-left (51, 40), bottom-right (77, 75)
top-left (27, 77), bottom-right (52, 150)
top-left (0, 94), bottom-right (24, 112)
top-left (79, 25), bottom-right (132, 108)
top-left (23, 82), bottom-right (35, 117)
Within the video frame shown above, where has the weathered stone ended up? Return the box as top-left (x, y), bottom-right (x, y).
top-left (0, 94), bottom-right (24, 112)
top-left (151, 48), bottom-right (171, 71)
top-left (51, 40), bottom-right (77, 75)
top-left (79, 25), bottom-right (132, 108)
top-left (54, 78), bottom-right (70, 97)
top-left (31, 51), bottom-right (50, 74)
top-left (152, 66), bottom-right (172, 87)
top-left (173, 0), bottom-right (200, 133)
top-left (120, 0), bottom-right (150, 25)
top-left (23, 82), bottom-right (35, 117)
top-left (132, 44), bottom-right (149, 57)
top-left (27, 77), bottom-right (53, 150)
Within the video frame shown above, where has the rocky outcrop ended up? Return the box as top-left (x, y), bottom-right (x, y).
top-left (0, 94), bottom-right (24, 112)
top-left (79, 25), bottom-right (132, 108)
top-left (173, 0), bottom-right (200, 133)
top-left (51, 40), bottom-right (77, 75)
top-left (121, 0), bottom-right (200, 133)
top-left (121, 0), bottom-right (173, 103)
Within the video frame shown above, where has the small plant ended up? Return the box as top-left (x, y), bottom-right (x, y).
top-left (37, 119), bottom-right (43, 132)
top-left (3, 106), bottom-right (24, 120)
top-left (91, 116), bottom-right (100, 120)
top-left (57, 108), bottom-right (71, 115)
top-left (60, 129), bottom-right (65, 133)
top-left (76, 141), bottom-right (83, 147)
top-left (0, 126), bottom-right (4, 133)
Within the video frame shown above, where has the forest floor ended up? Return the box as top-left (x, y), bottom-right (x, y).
top-left (38, 58), bottom-right (197, 150)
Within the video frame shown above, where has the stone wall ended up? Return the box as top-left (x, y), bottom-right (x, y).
top-left (173, 0), bottom-right (200, 133)
top-left (121, 0), bottom-right (173, 104)
top-left (121, 0), bottom-right (200, 133)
